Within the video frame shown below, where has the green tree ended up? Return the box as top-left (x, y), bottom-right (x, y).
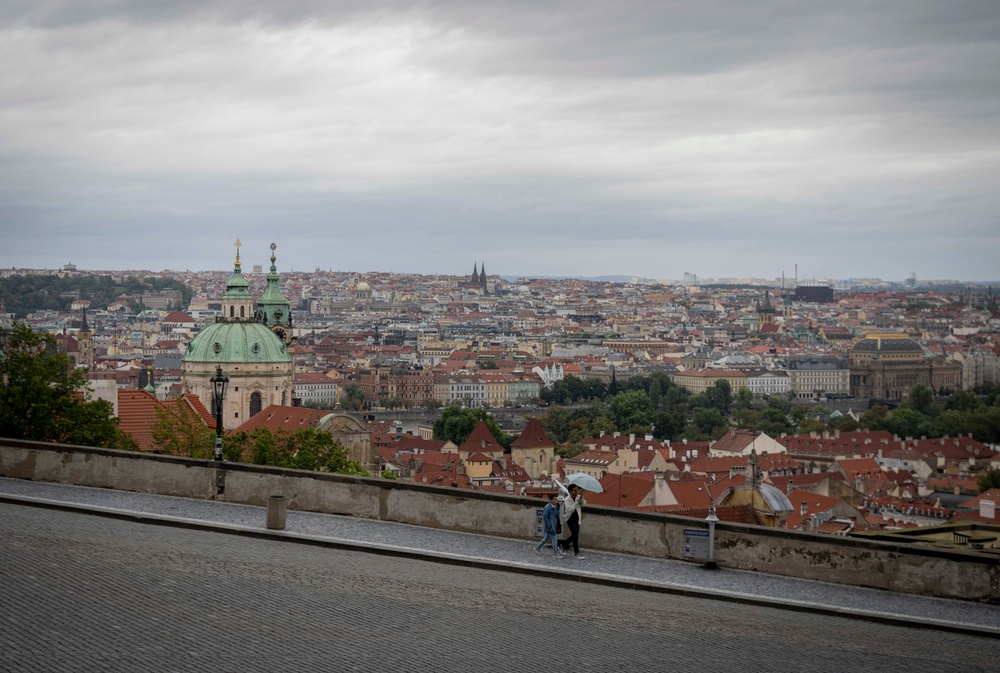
top-left (734, 386), bottom-right (754, 410)
top-left (608, 390), bottom-right (653, 432)
top-left (540, 407), bottom-right (573, 443)
top-left (766, 394), bottom-right (792, 413)
top-left (149, 401), bottom-right (216, 458)
top-left (383, 396), bottom-right (405, 410)
top-left (0, 323), bottom-right (122, 448)
top-left (232, 427), bottom-right (367, 475)
top-left (945, 389), bottom-right (981, 412)
top-left (859, 405), bottom-right (890, 431)
top-left (756, 407), bottom-right (795, 435)
top-left (651, 407), bottom-right (686, 440)
top-left (883, 408), bottom-right (933, 439)
top-left (648, 378), bottom-right (662, 410)
top-left (829, 416), bottom-right (860, 432)
top-left (340, 383), bottom-right (366, 410)
top-left (689, 407), bottom-right (728, 440)
top-left (555, 438), bottom-right (587, 459)
top-left (904, 384), bottom-right (937, 417)
top-left (432, 405), bottom-right (512, 448)
top-left (979, 467), bottom-right (1000, 493)
top-left (705, 379), bottom-right (733, 414)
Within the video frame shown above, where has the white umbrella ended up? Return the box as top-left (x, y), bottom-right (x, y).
top-left (564, 472), bottom-right (604, 493)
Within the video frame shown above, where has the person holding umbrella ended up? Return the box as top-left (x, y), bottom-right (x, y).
top-left (534, 493), bottom-right (564, 558)
top-left (560, 483), bottom-right (586, 559)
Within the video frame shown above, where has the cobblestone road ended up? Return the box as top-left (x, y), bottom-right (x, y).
top-left (2, 503), bottom-right (998, 673)
top-left (1, 477), bottom-right (998, 633)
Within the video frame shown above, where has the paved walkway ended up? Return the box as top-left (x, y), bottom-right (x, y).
top-left (2, 476), bottom-right (998, 636)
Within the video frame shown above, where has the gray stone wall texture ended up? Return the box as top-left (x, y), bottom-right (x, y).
top-left (2, 438), bottom-right (997, 603)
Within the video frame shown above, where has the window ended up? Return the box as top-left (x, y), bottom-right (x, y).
top-left (250, 392), bottom-right (262, 417)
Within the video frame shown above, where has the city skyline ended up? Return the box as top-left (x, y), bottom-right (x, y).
top-left (2, 2), bottom-right (998, 280)
top-left (5, 256), bottom-right (996, 287)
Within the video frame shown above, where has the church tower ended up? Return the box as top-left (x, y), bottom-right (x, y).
top-left (757, 291), bottom-right (775, 327)
top-left (222, 240), bottom-right (254, 321)
top-left (256, 242), bottom-right (293, 346)
top-left (78, 307), bottom-right (94, 370)
top-left (181, 239), bottom-right (293, 429)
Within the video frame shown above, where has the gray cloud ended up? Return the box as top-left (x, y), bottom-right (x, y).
top-left (1, 1), bottom-right (998, 280)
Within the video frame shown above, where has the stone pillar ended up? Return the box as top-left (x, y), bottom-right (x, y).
top-left (266, 495), bottom-right (287, 530)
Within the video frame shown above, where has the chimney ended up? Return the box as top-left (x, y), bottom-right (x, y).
top-left (980, 499), bottom-right (996, 520)
top-left (599, 431), bottom-right (605, 438)
top-left (629, 433), bottom-right (635, 445)
top-left (800, 501), bottom-right (808, 516)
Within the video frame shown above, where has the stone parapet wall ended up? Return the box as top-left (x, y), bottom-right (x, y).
top-left (2, 439), bottom-right (997, 603)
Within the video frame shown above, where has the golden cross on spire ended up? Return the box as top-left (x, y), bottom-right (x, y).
top-left (234, 238), bottom-right (242, 265)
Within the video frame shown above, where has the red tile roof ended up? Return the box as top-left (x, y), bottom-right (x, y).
top-left (458, 420), bottom-right (504, 454)
top-left (958, 489), bottom-right (1000, 509)
top-left (117, 390), bottom-right (214, 452)
top-left (510, 418), bottom-right (554, 449)
top-left (785, 489), bottom-right (844, 530)
top-left (230, 405), bottom-right (323, 434)
top-left (666, 480), bottom-right (715, 508)
top-left (587, 473), bottom-right (655, 508)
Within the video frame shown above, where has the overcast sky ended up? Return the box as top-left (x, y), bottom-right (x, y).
top-left (1, 1), bottom-right (998, 281)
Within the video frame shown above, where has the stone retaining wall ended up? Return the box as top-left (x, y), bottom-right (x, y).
top-left (2, 439), bottom-right (997, 603)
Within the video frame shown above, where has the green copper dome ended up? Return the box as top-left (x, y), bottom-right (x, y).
top-left (183, 321), bottom-right (290, 364)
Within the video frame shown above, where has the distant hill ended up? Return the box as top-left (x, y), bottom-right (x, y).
top-left (0, 274), bottom-right (192, 319)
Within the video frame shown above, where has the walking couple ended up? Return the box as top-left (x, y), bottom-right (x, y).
top-left (534, 484), bottom-right (586, 559)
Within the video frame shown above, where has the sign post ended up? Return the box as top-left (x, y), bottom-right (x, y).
top-left (683, 506), bottom-right (719, 569)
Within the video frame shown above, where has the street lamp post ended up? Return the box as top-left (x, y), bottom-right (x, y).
top-left (211, 365), bottom-right (229, 461)
top-left (705, 505), bottom-right (719, 569)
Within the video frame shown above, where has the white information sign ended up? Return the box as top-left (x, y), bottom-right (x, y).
top-left (683, 528), bottom-right (711, 561)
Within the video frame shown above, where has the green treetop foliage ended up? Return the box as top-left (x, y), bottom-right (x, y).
top-left (0, 323), bottom-right (123, 448)
top-left (979, 467), bottom-right (1000, 493)
top-left (537, 378), bottom-right (1000, 446)
top-left (224, 427), bottom-right (368, 475)
top-left (432, 405), bottom-right (513, 448)
top-left (903, 384), bottom-right (938, 417)
top-left (340, 382), bottom-right (366, 410)
top-left (149, 401), bottom-right (216, 459)
top-left (704, 379), bottom-right (733, 414)
top-left (0, 274), bottom-right (192, 318)
top-left (608, 390), bottom-right (653, 432)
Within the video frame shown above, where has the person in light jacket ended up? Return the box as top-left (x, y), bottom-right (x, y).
top-left (560, 484), bottom-right (586, 559)
top-left (534, 493), bottom-right (563, 557)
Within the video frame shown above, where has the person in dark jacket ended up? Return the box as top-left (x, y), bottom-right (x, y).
top-left (534, 493), bottom-right (564, 557)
